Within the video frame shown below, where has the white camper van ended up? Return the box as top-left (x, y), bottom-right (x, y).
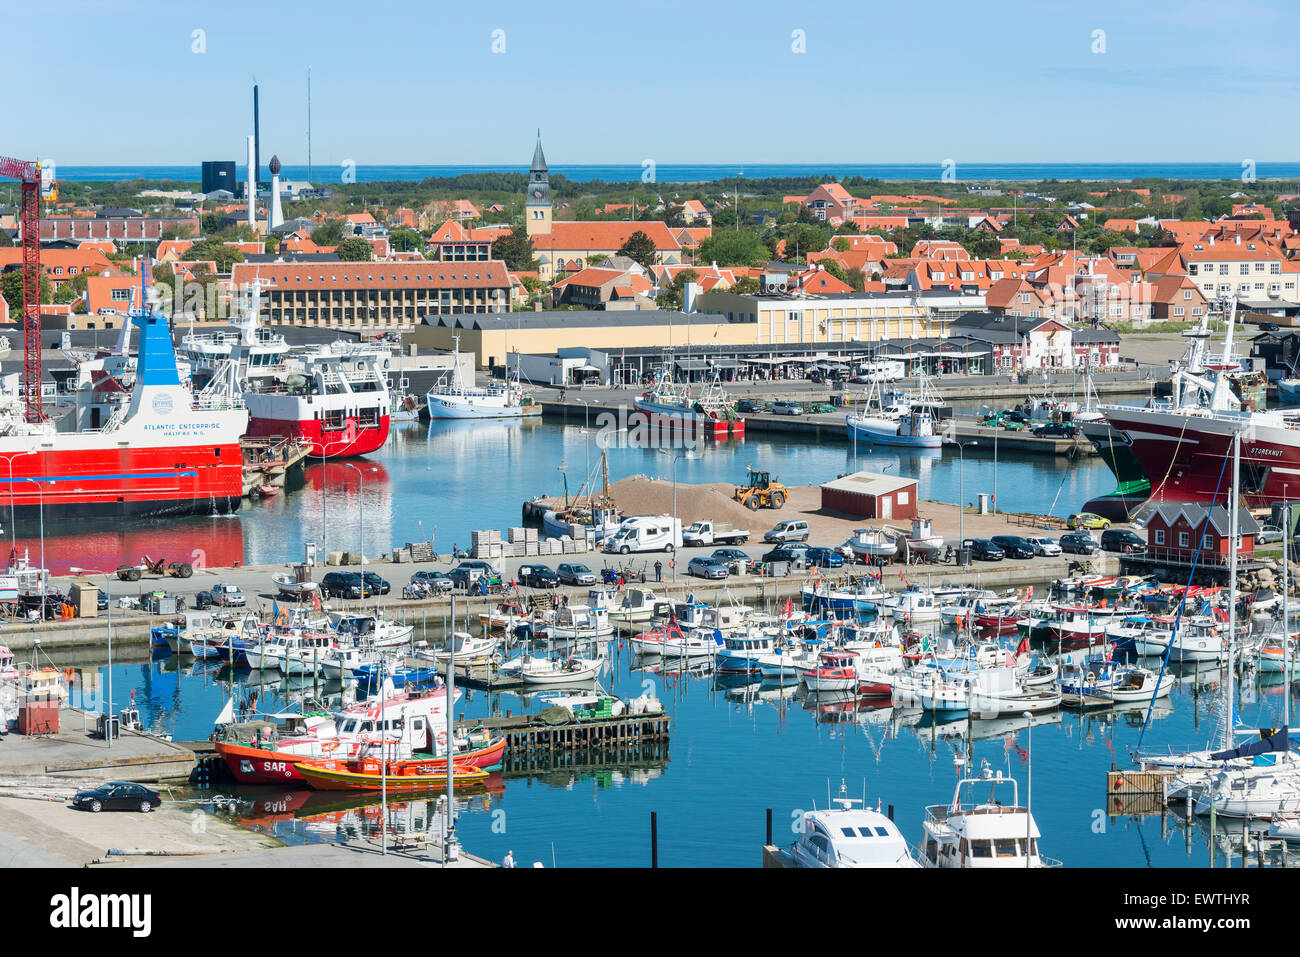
top-left (603, 516), bottom-right (683, 555)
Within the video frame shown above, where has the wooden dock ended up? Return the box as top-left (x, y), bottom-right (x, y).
top-left (1105, 768), bottom-right (1176, 816)
top-left (470, 710), bottom-right (671, 770)
top-left (241, 436), bottom-right (311, 497)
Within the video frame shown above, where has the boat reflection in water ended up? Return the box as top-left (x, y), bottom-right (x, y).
top-left (12, 514), bottom-right (246, 577)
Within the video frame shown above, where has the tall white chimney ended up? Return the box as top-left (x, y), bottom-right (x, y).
top-left (245, 135), bottom-right (256, 229)
top-left (269, 154), bottom-right (284, 230)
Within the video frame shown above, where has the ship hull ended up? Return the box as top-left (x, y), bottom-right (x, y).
top-left (1079, 418), bottom-right (1151, 521)
top-left (0, 442), bottom-right (243, 518)
top-left (633, 398), bottom-right (742, 438)
top-left (1103, 406), bottom-right (1298, 507)
top-left (245, 411), bottom-right (391, 458)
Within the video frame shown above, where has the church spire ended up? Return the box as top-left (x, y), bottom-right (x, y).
top-left (531, 129), bottom-right (548, 174)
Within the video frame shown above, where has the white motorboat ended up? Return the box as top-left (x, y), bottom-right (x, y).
top-left (426, 335), bottom-right (541, 419)
top-left (504, 653), bottom-right (606, 686)
top-left (412, 632), bottom-right (500, 665)
top-left (801, 649), bottom-right (862, 693)
top-left (841, 527), bottom-right (898, 563)
top-left (789, 782), bottom-right (919, 868)
top-left (540, 603), bottom-right (614, 640)
top-left (607, 585), bottom-right (662, 625)
top-left (846, 408), bottom-right (942, 449)
top-left (920, 762), bottom-right (1058, 868)
top-left (884, 588), bottom-right (941, 623)
top-left (1195, 765), bottom-right (1300, 819)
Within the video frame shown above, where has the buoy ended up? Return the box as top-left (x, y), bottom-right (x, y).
top-left (1115, 777), bottom-right (1125, 790)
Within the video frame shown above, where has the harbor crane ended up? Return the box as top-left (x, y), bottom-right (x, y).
top-left (0, 155), bottom-right (56, 421)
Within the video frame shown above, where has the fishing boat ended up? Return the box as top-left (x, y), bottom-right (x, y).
top-left (426, 335), bottom-right (540, 420)
top-left (296, 759), bottom-right (491, 792)
top-left (883, 588), bottom-right (941, 623)
top-left (1060, 660), bottom-right (1174, 708)
top-left (789, 782), bottom-right (919, 868)
top-left (920, 762), bottom-right (1058, 868)
top-left (272, 574), bottom-right (320, 602)
top-left (801, 579), bottom-right (887, 616)
top-left (903, 518), bottom-right (944, 557)
top-left (633, 364), bottom-right (743, 439)
top-left (845, 408), bottom-right (942, 449)
top-left (0, 645), bottom-right (17, 681)
top-left (841, 528), bottom-right (898, 563)
top-left (801, 649), bottom-right (862, 693)
top-left (715, 630), bottom-right (779, 675)
top-left (539, 603), bottom-right (613, 640)
top-left (607, 585), bottom-right (662, 625)
top-left (413, 632), bottom-right (500, 666)
top-left (188, 638), bottom-right (222, 659)
top-left (501, 653), bottom-right (605, 686)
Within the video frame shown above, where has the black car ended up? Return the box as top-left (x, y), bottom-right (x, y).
top-left (1001, 409), bottom-right (1031, 424)
top-left (1260, 321), bottom-right (1281, 332)
top-left (1100, 528), bottom-right (1146, 554)
top-left (362, 571), bottom-right (390, 595)
top-left (73, 781), bottom-right (162, 813)
top-left (1059, 532), bottom-right (1100, 555)
top-left (1032, 421), bottom-right (1079, 438)
top-left (990, 535), bottom-right (1035, 559)
top-left (735, 399), bottom-right (764, 414)
top-left (518, 563), bottom-right (559, 588)
top-left (320, 571), bottom-right (368, 599)
top-left (762, 543), bottom-right (811, 564)
top-left (963, 538), bottom-right (1005, 561)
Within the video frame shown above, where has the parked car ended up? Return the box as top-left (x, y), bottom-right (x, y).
top-left (762, 543), bottom-right (812, 565)
top-left (1100, 529), bottom-right (1146, 554)
top-left (320, 571), bottom-right (368, 599)
top-left (452, 561), bottom-right (502, 586)
top-left (517, 564), bottom-right (560, 588)
top-left (1032, 422), bottom-right (1079, 438)
top-left (362, 571), bottom-right (390, 595)
top-left (962, 539), bottom-right (1005, 562)
top-left (1026, 536), bottom-right (1063, 557)
top-left (73, 782), bottom-right (162, 813)
top-left (557, 563), bottom-right (597, 586)
top-left (764, 519), bottom-right (810, 544)
top-left (409, 570), bottom-right (453, 591)
top-left (1059, 532), bottom-right (1100, 555)
top-left (203, 583), bottom-right (246, 607)
top-left (1068, 512), bottom-right (1111, 530)
top-left (770, 401), bottom-right (804, 416)
top-left (711, 547), bottom-right (750, 565)
top-left (735, 399), bottom-right (763, 414)
top-left (687, 556), bottom-right (729, 580)
top-left (805, 546), bottom-right (846, 568)
top-left (1256, 524), bottom-right (1284, 545)
top-left (990, 535), bottom-right (1035, 559)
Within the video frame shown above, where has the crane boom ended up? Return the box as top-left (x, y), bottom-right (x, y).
top-left (0, 155), bottom-right (43, 422)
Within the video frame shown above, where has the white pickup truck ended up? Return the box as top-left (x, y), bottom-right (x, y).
top-left (681, 520), bottom-right (750, 547)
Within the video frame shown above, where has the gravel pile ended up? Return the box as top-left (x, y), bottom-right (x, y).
top-left (607, 475), bottom-right (762, 527)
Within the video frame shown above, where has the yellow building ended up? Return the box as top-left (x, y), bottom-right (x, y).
top-left (695, 289), bottom-right (982, 344)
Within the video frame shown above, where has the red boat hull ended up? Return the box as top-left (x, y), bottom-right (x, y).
top-left (0, 441), bottom-right (242, 519)
top-left (245, 412), bottom-right (391, 458)
top-left (215, 735), bottom-right (506, 786)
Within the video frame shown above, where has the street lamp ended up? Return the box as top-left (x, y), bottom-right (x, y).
top-left (21, 478), bottom-right (45, 609)
top-left (70, 567), bottom-right (113, 749)
top-left (657, 448), bottom-right (693, 583)
top-left (950, 440), bottom-right (978, 547)
top-left (578, 398), bottom-right (592, 488)
top-left (1022, 710), bottom-right (1033, 869)
top-left (341, 463), bottom-right (379, 572)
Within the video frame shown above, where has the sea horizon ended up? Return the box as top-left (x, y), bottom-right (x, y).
top-left (54, 161), bottom-right (1300, 186)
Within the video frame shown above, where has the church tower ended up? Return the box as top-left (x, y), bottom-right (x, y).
top-left (525, 130), bottom-right (553, 237)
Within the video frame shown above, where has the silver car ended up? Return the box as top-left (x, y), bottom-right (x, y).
top-left (557, 563), bottom-right (596, 585)
top-left (1027, 536), bottom-right (1062, 557)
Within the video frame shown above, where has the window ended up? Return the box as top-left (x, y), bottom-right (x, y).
top-left (1184, 290), bottom-right (1192, 300)
top-left (1203, 533), bottom-right (1214, 548)
top-left (995, 839), bottom-right (1019, 858)
top-left (1154, 529), bottom-right (1165, 545)
top-left (971, 840), bottom-right (993, 858)
top-left (1271, 263), bottom-right (1282, 275)
top-left (1220, 265), bottom-right (1229, 275)
top-left (1240, 264), bottom-right (1250, 275)
top-left (1179, 531), bottom-right (1189, 547)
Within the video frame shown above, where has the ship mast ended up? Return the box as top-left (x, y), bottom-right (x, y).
top-left (1226, 429), bottom-right (1239, 752)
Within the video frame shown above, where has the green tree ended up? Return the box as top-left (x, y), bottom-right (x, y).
top-left (0, 230), bottom-right (14, 248)
top-left (311, 217), bottom-right (349, 246)
top-left (493, 224), bottom-right (537, 271)
top-left (389, 228), bottom-right (423, 253)
top-left (663, 205), bottom-right (686, 229)
top-left (336, 238), bottom-right (373, 261)
top-left (729, 276), bottom-right (760, 295)
top-left (697, 230), bottom-right (768, 267)
top-left (820, 259), bottom-right (848, 283)
top-left (656, 268), bottom-right (699, 310)
top-left (182, 238), bottom-right (245, 273)
top-left (617, 230), bottom-right (658, 270)
top-left (0, 269), bottom-right (52, 314)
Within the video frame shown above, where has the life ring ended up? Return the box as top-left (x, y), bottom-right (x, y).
top-left (437, 731), bottom-right (448, 749)
top-left (322, 740), bottom-right (339, 752)
top-left (1085, 671), bottom-right (1096, 684)
top-left (62, 667), bottom-right (75, 684)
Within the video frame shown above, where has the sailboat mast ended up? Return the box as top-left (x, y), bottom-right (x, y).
top-left (1226, 430), bottom-right (1239, 751)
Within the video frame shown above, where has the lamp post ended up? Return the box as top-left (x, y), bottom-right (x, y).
top-left (70, 567), bottom-right (112, 748)
top-left (1022, 710), bottom-right (1033, 868)
top-left (578, 398), bottom-right (591, 488)
top-left (657, 448), bottom-right (690, 583)
top-left (21, 477), bottom-right (44, 610)
top-left (0, 451), bottom-right (35, 550)
top-left (341, 464), bottom-right (378, 601)
top-left (951, 440), bottom-right (978, 547)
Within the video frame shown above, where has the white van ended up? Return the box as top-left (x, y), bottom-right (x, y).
top-left (604, 516), bottom-right (682, 554)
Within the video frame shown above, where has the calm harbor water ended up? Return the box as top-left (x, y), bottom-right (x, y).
top-left (91, 642), bottom-right (1295, 868)
top-left (13, 418), bottom-right (1118, 574)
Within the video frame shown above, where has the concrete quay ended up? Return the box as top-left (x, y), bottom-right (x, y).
top-left (5, 494), bottom-right (1120, 654)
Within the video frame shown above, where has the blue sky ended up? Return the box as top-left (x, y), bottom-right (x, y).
top-left (5, 0), bottom-right (1298, 167)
